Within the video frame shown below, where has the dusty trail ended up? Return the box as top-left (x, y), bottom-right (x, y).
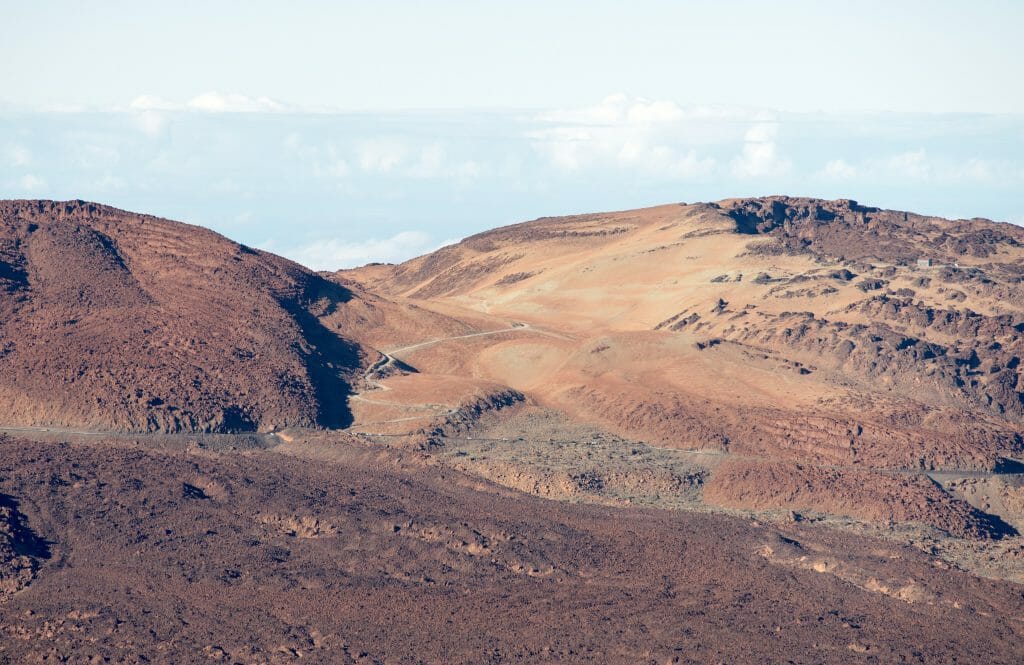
top-left (349, 323), bottom-right (567, 424)
top-left (429, 435), bottom-right (1024, 481)
top-left (0, 425), bottom-right (282, 447)
top-left (0, 425), bottom-right (116, 437)
top-left (0, 326), bottom-right (552, 437)
top-left (356, 324), bottom-right (538, 394)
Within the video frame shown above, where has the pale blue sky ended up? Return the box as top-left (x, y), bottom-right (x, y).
top-left (2, 2), bottom-right (1022, 268)
top-left (3, 1), bottom-right (1022, 113)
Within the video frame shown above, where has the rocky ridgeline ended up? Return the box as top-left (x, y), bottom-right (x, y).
top-left (720, 196), bottom-right (1024, 263)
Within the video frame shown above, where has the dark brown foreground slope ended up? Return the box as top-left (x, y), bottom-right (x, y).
top-left (0, 200), bottom-right (368, 433)
top-left (1, 434), bottom-right (1023, 664)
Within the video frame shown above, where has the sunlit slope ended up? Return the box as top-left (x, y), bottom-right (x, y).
top-left (345, 198), bottom-right (1024, 472)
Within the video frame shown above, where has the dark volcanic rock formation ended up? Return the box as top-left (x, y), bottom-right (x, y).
top-left (0, 490), bottom-right (49, 602)
top-left (720, 195), bottom-right (1024, 264)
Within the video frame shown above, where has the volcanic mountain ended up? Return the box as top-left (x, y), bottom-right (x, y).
top-left (3, 197), bottom-right (1024, 662)
top-left (0, 200), bottom-right (374, 433)
top-left (346, 195), bottom-right (1024, 461)
top-left (340, 197), bottom-right (1024, 539)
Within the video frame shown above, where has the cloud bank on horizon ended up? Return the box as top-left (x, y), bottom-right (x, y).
top-left (3, 1), bottom-right (1020, 269)
top-left (2, 94), bottom-right (1023, 270)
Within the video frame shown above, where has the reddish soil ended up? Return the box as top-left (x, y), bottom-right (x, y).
top-left (5, 197), bottom-right (1024, 660)
top-left (338, 197), bottom-right (1024, 544)
top-left (704, 459), bottom-right (1015, 539)
top-left (1, 435), bottom-right (1023, 664)
top-left (0, 200), bottom-right (367, 433)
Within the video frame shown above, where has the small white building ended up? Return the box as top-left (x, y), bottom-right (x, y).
top-left (917, 258), bottom-right (932, 268)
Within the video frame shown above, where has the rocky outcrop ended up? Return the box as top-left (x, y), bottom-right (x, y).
top-left (0, 491), bottom-right (48, 602)
top-left (418, 388), bottom-right (526, 447)
top-left (704, 460), bottom-right (1015, 540)
top-left (733, 308), bottom-right (1024, 423)
top-left (720, 196), bottom-right (1024, 264)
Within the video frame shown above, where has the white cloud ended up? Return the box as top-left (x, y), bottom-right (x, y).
top-left (621, 143), bottom-right (716, 178)
top-left (819, 159), bottom-right (858, 180)
top-left (865, 149), bottom-right (1021, 184)
top-left (537, 94), bottom-right (756, 127)
top-left (529, 95), bottom-right (719, 178)
top-left (409, 143), bottom-right (446, 178)
top-left (884, 149), bottom-right (931, 180)
top-left (730, 122), bottom-right (791, 178)
top-left (285, 137), bottom-right (352, 180)
top-left (210, 177), bottom-right (243, 193)
top-left (288, 136), bottom-right (477, 181)
top-left (134, 110), bottom-right (167, 137)
top-left (6, 145), bottom-right (31, 167)
top-left (312, 144), bottom-right (352, 179)
top-left (742, 122), bottom-right (778, 143)
top-left (315, 158), bottom-right (351, 179)
top-left (810, 150), bottom-right (1024, 185)
top-left (276, 231), bottom-right (453, 271)
top-left (953, 158), bottom-right (998, 182)
top-left (532, 126), bottom-right (592, 171)
top-left (129, 95), bottom-right (179, 111)
top-left (71, 143), bottom-right (120, 169)
top-left (37, 103), bottom-right (89, 113)
top-left (407, 143), bottom-right (482, 180)
top-left (16, 174), bottom-right (46, 191)
top-left (92, 174), bottom-right (124, 190)
top-left (187, 92), bottom-right (287, 113)
top-left (282, 132), bottom-right (320, 160)
top-left (129, 92), bottom-right (288, 113)
top-left (357, 139), bottom-right (407, 173)
top-left (897, 150), bottom-right (999, 181)
top-left (538, 94), bottom-right (684, 126)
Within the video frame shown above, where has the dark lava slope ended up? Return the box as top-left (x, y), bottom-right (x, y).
top-left (0, 200), bottom-right (365, 433)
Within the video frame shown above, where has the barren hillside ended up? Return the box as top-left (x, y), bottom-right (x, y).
top-left (3, 197), bottom-right (1024, 661)
top-left (2, 434), bottom-right (1023, 663)
top-left (0, 200), bottom-right (374, 433)
top-left (339, 197), bottom-right (1024, 541)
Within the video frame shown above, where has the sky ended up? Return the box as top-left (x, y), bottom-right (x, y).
top-left (2, 1), bottom-right (1023, 269)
